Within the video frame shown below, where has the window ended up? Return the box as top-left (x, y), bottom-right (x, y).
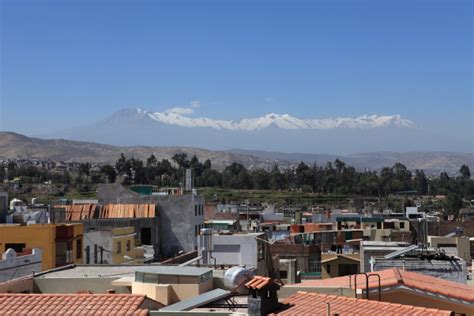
top-left (76, 239), bottom-right (82, 259)
top-left (326, 264), bottom-right (331, 274)
top-left (376, 222), bottom-right (382, 229)
top-left (94, 244), bottom-right (98, 264)
top-left (195, 205), bottom-right (198, 216)
top-left (5, 243), bottom-right (25, 253)
top-left (117, 241), bottom-right (122, 254)
top-left (400, 222), bottom-right (405, 229)
top-left (126, 240), bottom-right (131, 252)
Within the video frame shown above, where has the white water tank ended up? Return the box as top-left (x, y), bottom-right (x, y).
top-left (224, 266), bottom-right (255, 294)
top-left (31, 197), bottom-right (38, 206)
top-left (200, 228), bottom-right (214, 265)
top-left (9, 198), bottom-right (23, 210)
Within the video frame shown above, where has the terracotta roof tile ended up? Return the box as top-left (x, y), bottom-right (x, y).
top-left (270, 291), bottom-right (453, 316)
top-left (0, 294), bottom-right (152, 315)
top-left (245, 276), bottom-right (272, 289)
top-left (288, 268), bottom-right (474, 303)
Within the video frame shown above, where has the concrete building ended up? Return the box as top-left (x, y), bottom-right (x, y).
top-left (130, 266), bottom-right (213, 306)
top-left (406, 206), bottom-right (426, 219)
top-left (360, 241), bottom-right (409, 272)
top-left (97, 184), bottom-right (205, 259)
top-left (198, 232), bottom-right (270, 276)
top-left (270, 242), bottom-right (321, 279)
top-left (155, 194), bottom-right (205, 257)
top-left (278, 259), bottom-right (297, 284)
top-left (371, 251), bottom-right (467, 284)
top-left (0, 248), bottom-right (42, 282)
top-left (0, 223), bottom-right (83, 271)
top-left (0, 191), bottom-right (7, 223)
top-left (83, 227), bottom-right (145, 264)
top-left (82, 217), bottom-right (159, 260)
top-left (459, 208), bottom-right (474, 222)
top-left (320, 253), bottom-right (360, 279)
top-left (428, 235), bottom-right (471, 264)
top-left (204, 219), bottom-right (240, 233)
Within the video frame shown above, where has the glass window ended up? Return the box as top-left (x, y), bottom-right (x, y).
top-left (126, 240), bottom-right (131, 252)
top-left (199, 271), bottom-right (212, 283)
top-left (143, 273), bottom-right (159, 283)
top-left (117, 241), bottom-right (122, 254)
top-left (159, 275), bottom-right (178, 284)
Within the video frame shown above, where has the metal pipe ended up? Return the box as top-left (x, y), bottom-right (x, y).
top-left (367, 274), bottom-right (381, 301)
top-left (178, 255), bottom-right (203, 267)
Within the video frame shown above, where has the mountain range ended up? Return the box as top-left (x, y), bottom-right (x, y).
top-left (1, 132), bottom-right (472, 176)
top-left (43, 108), bottom-right (470, 154)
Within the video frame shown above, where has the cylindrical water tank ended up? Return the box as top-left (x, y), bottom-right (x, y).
top-left (224, 267), bottom-right (255, 294)
top-left (200, 228), bottom-right (213, 252)
top-left (31, 197), bottom-right (37, 206)
top-left (9, 198), bottom-right (23, 210)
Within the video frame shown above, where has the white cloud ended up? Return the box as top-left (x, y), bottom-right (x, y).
top-left (190, 100), bottom-right (201, 108)
top-left (164, 107), bottom-right (195, 115)
top-left (164, 100), bottom-right (201, 115)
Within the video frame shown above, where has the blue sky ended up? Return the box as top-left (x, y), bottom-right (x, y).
top-left (1, 0), bottom-right (472, 149)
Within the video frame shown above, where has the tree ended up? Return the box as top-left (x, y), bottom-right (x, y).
top-left (414, 170), bottom-right (428, 195)
top-left (251, 168), bottom-right (270, 190)
top-left (443, 193), bottom-right (463, 219)
top-left (460, 165), bottom-right (471, 179)
top-left (146, 154), bottom-right (158, 168)
top-left (100, 165), bottom-right (117, 183)
top-left (78, 163), bottom-right (90, 176)
top-left (172, 153), bottom-right (190, 169)
top-left (269, 164), bottom-right (286, 190)
top-left (115, 153), bottom-right (128, 175)
top-left (222, 163), bottom-right (251, 189)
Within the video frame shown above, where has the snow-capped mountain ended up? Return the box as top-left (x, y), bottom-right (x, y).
top-left (137, 108), bottom-right (415, 131)
top-left (45, 107), bottom-right (469, 154)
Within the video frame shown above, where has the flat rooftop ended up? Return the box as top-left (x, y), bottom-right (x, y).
top-left (35, 264), bottom-right (216, 279)
top-left (136, 266), bottom-right (212, 277)
top-left (35, 265), bottom-right (141, 279)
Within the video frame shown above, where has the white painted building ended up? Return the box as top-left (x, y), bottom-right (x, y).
top-left (0, 248), bottom-right (42, 282)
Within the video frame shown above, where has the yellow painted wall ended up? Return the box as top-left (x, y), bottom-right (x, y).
top-left (0, 223), bottom-right (83, 271)
top-left (110, 227), bottom-right (139, 264)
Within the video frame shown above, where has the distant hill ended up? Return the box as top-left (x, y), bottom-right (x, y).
top-left (0, 132), bottom-right (472, 175)
top-left (228, 149), bottom-right (474, 176)
top-left (0, 131), bottom-right (289, 170)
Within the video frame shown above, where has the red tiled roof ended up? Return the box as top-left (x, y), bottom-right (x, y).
top-left (288, 268), bottom-right (474, 303)
top-left (270, 291), bottom-right (453, 315)
top-left (245, 276), bottom-right (272, 289)
top-left (0, 294), bottom-right (151, 315)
